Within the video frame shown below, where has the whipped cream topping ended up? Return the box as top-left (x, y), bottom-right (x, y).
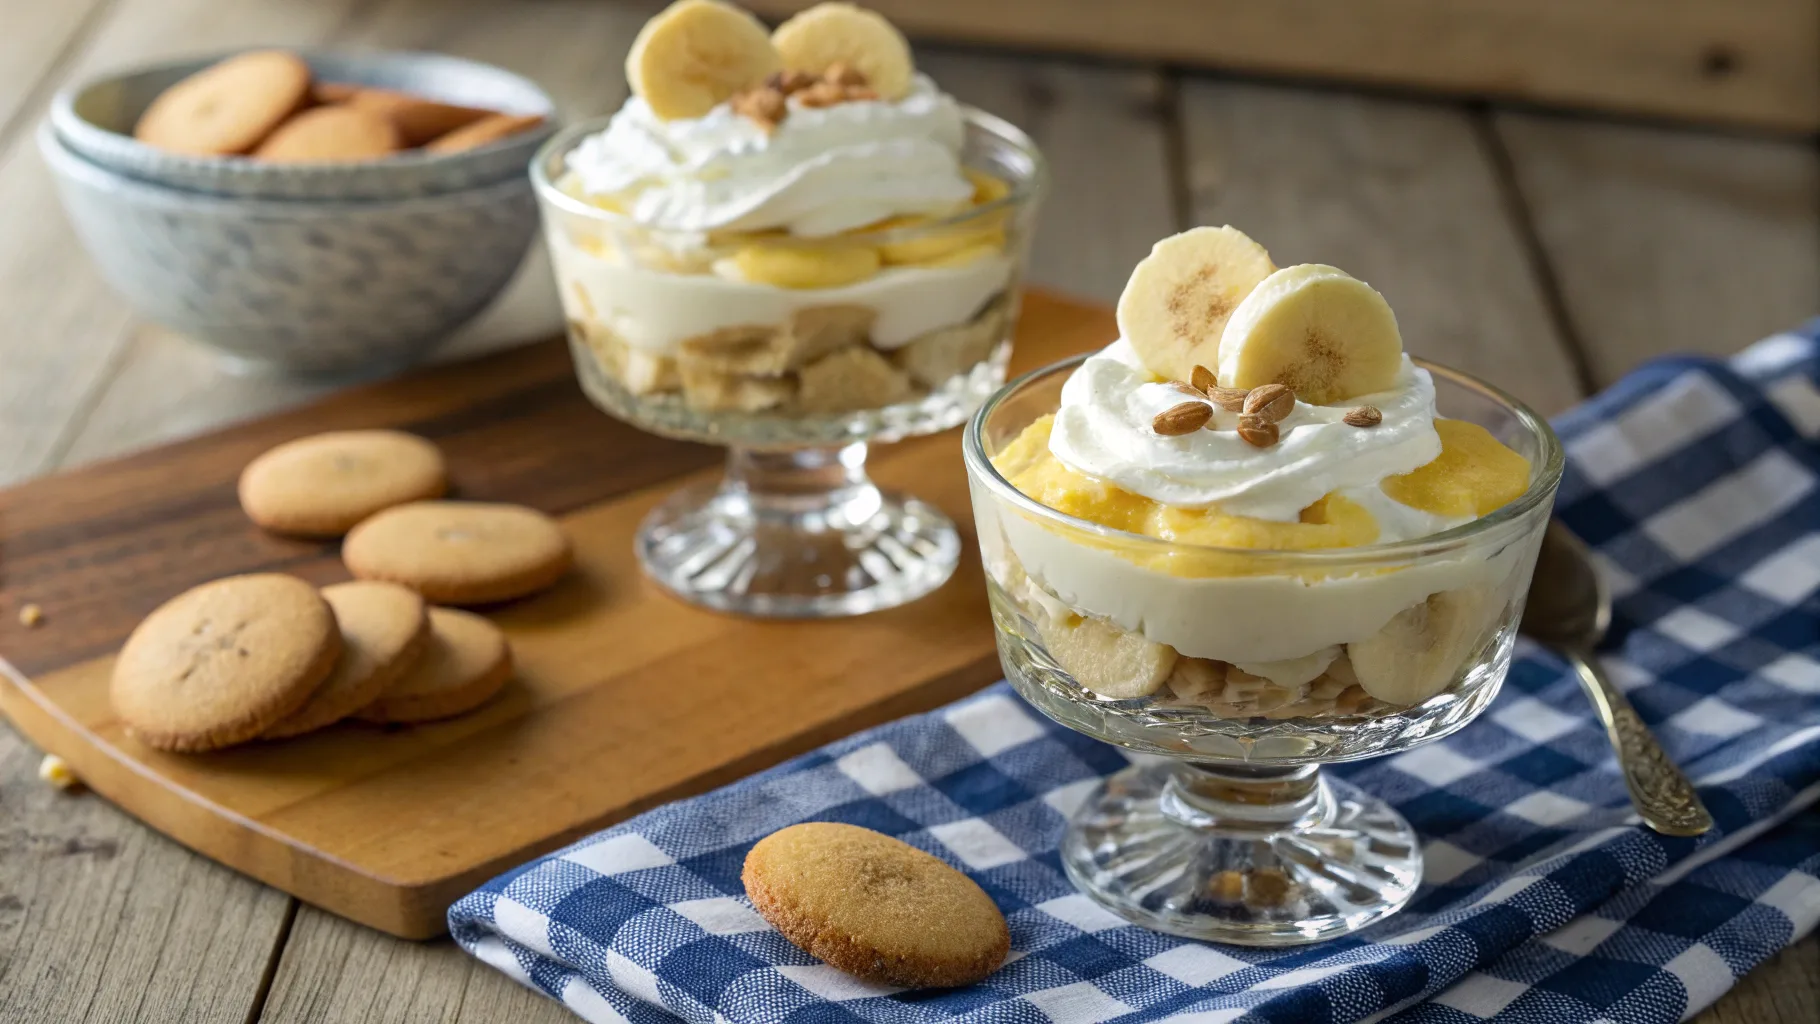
top-left (565, 74), bottom-right (972, 237)
top-left (1049, 340), bottom-right (1462, 535)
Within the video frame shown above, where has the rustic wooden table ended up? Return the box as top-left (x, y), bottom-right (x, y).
top-left (1, 1), bottom-right (1815, 1021)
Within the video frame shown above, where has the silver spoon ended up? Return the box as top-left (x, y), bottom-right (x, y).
top-left (1520, 520), bottom-right (1714, 836)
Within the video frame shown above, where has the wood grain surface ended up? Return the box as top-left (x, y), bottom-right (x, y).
top-left (1493, 110), bottom-right (1820, 386)
top-left (0, 291), bottom-right (1109, 940)
top-left (1179, 81), bottom-right (1586, 416)
top-left (0, 0), bottom-right (1813, 1018)
top-left (750, 0), bottom-right (1820, 132)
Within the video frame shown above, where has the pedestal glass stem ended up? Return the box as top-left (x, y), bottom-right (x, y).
top-left (1061, 760), bottom-right (1422, 945)
top-left (636, 444), bottom-right (960, 618)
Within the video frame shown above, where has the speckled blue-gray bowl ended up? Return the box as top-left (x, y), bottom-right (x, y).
top-left (50, 49), bottom-right (556, 201)
top-left (40, 122), bottom-right (539, 377)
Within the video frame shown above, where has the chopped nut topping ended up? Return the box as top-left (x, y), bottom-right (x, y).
top-left (1206, 386), bottom-right (1250, 412)
top-left (824, 61), bottom-right (869, 88)
top-left (731, 85), bottom-right (788, 130)
top-left (794, 78), bottom-right (877, 108)
top-left (1343, 405), bottom-right (1383, 427)
top-left (1153, 400), bottom-right (1213, 435)
top-left (1242, 382), bottom-right (1295, 422)
top-left (1190, 364), bottom-right (1217, 394)
top-left (1236, 415), bottom-right (1279, 447)
top-left (1165, 380), bottom-right (1204, 399)
top-left (794, 79), bottom-right (847, 108)
top-left (742, 65), bottom-right (878, 124)
top-left (766, 69), bottom-right (818, 95)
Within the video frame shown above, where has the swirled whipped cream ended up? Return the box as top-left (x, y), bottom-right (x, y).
top-left (1049, 340), bottom-right (1461, 535)
top-left (565, 73), bottom-right (971, 237)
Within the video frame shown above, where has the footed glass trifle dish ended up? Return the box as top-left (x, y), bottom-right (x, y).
top-left (533, 0), bottom-right (1044, 617)
top-left (964, 226), bottom-right (1564, 944)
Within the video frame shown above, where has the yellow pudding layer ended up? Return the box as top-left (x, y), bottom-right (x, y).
top-left (991, 414), bottom-right (1529, 574)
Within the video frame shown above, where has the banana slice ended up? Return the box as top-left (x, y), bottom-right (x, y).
top-left (1217, 264), bottom-right (1403, 405)
top-left (1038, 614), bottom-right (1177, 699)
top-left (878, 222), bottom-right (1005, 266)
top-left (731, 243), bottom-right (881, 289)
top-left (772, 2), bottom-right (916, 100)
top-left (627, 0), bottom-right (783, 121)
top-left (1116, 226), bottom-right (1276, 382)
top-left (1347, 586), bottom-right (1497, 706)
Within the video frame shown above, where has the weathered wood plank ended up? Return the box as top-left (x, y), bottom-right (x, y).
top-left (750, 0), bottom-right (1820, 133)
top-left (1695, 927), bottom-right (1820, 1024)
top-left (0, 0), bottom-right (112, 139)
top-left (259, 907), bottom-right (572, 1024)
top-left (920, 49), bottom-right (1178, 305)
top-left (1493, 111), bottom-right (1820, 386)
top-left (0, 729), bottom-right (293, 1023)
top-left (1179, 80), bottom-right (1586, 415)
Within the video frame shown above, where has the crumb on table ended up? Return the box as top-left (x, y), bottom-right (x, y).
top-left (18, 602), bottom-right (43, 628)
top-left (38, 754), bottom-right (81, 791)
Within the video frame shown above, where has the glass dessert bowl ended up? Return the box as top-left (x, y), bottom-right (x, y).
top-left (533, 0), bottom-right (1044, 617)
top-left (964, 226), bottom-right (1564, 945)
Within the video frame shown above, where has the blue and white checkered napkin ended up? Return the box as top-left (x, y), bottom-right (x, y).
top-left (452, 325), bottom-right (1820, 1024)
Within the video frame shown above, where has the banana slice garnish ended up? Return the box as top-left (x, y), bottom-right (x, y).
top-left (1116, 226), bottom-right (1277, 383)
top-left (773, 2), bottom-right (916, 101)
top-left (1217, 263), bottom-right (1404, 405)
top-left (627, 0), bottom-right (783, 121)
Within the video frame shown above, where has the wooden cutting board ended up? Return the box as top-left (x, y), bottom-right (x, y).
top-left (0, 289), bottom-right (1108, 940)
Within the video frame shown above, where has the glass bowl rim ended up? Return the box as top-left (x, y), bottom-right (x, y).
top-left (529, 105), bottom-right (1047, 245)
top-left (963, 352), bottom-right (1566, 562)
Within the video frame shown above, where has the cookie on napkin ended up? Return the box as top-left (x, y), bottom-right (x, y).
top-left (743, 822), bottom-right (1008, 988)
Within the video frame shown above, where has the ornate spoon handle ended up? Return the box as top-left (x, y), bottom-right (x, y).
top-left (1568, 649), bottom-right (1714, 836)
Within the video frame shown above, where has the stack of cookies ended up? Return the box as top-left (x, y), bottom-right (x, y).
top-left (109, 429), bottom-right (572, 753)
top-left (132, 49), bottom-right (545, 162)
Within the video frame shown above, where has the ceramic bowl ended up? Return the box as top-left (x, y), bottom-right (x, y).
top-left (40, 122), bottom-right (539, 376)
top-left (50, 49), bottom-right (556, 201)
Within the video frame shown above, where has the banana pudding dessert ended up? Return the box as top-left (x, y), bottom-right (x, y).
top-left (539, 0), bottom-right (1034, 420)
top-left (974, 226), bottom-right (1545, 728)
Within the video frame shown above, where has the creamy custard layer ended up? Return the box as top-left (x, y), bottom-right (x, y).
top-left (979, 394), bottom-right (1534, 666)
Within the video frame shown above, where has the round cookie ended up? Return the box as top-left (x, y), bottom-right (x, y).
top-left (344, 88), bottom-right (491, 147)
top-left (111, 574), bottom-right (340, 752)
top-left (238, 430), bottom-right (447, 538)
top-left (743, 822), bottom-right (1009, 988)
top-left (341, 501), bottom-right (571, 605)
top-left (134, 50), bottom-right (312, 155)
top-left (264, 581), bottom-right (429, 739)
top-left (424, 113), bottom-right (545, 154)
top-left (254, 105), bottom-right (401, 163)
top-left (357, 607), bottom-right (512, 723)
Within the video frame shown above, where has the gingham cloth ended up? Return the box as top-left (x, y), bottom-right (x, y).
top-left (452, 325), bottom-right (1820, 1024)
